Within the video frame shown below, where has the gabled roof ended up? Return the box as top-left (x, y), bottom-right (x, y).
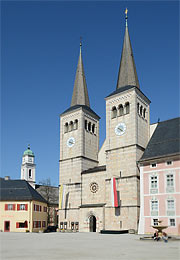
top-left (71, 44), bottom-right (90, 107)
top-left (140, 117), bottom-right (180, 162)
top-left (0, 178), bottom-right (47, 203)
top-left (61, 104), bottom-right (100, 120)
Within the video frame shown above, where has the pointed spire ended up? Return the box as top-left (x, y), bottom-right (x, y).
top-left (116, 9), bottom-right (140, 89)
top-left (71, 40), bottom-right (90, 107)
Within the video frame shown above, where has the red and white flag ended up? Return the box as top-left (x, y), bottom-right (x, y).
top-left (111, 177), bottom-right (118, 207)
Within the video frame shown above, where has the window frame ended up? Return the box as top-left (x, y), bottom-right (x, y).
top-left (150, 198), bottom-right (159, 216)
top-left (150, 163), bottom-right (157, 168)
top-left (149, 173), bottom-right (158, 194)
top-left (5, 204), bottom-right (15, 211)
top-left (169, 218), bottom-right (176, 227)
top-left (166, 161), bottom-right (173, 166)
top-left (152, 218), bottom-right (159, 226)
top-left (165, 172), bottom-right (175, 193)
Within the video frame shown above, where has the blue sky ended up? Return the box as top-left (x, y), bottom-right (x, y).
top-left (1, 1), bottom-right (179, 186)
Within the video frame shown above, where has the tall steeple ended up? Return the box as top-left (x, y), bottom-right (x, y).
top-left (116, 8), bottom-right (140, 89)
top-left (71, 41), bottom-right (90, 107)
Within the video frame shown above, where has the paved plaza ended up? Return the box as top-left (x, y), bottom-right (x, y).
top-left (0, 232), bottom-right (179, 260)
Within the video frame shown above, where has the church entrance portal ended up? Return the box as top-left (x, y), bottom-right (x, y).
top-left (89, 215), bottom-right (96, 232)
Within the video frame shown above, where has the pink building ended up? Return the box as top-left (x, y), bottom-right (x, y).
top-left (138, 118), bottom-right (180, 235)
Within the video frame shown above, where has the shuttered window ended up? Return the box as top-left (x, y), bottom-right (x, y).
top-left (5, 204), bottom-right (16, 210)
top-left (17, 204), bottom-right (28, 211)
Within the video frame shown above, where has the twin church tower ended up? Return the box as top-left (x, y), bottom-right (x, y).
top-left (59, 11), bottom-right (150, 232)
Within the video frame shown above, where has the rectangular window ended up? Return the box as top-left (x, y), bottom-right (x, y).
top-left (42, 221), bottom-right (46, 228)
top-left (60, 222), bottom-right (63, 230)
top-left (17, 204), bottom-right (28, 211)
top-left (44, 206), bottom-right (47, 212)
top-left (151, 200), bottom-right (158, 211)
top-left (75, 222), bottom-right (79, 231)
top-left (151, 163), bottom-right (157, 168)
top-left (5, 204), bottom-right (15, 211)
top-left (34, 205), bottom-right (41, 212)
top-left (167, 174), bottom-right (174, 187)
top-left (20, 204), bottom-right (25, 210)
top-left (153, 219), bottom-right (159, 226)
top-left (64, 222), bottom-right (67, 230)
top-left (150, 176), bottom-right (158, 189)
top-left (166, 161), bottom-right (172, 165)
top-left (167, 199), bottom-right (175, 210)
top-left (8, 204), bottom-right (13, 210)
top-left (33, 221), bottom-right (40, 228)
top-left (170, 218), bottom-right (175, 227)
top-left (16, 221), bottom-right (28, 228)
top-left (71, 222), bottom-right (74, 230)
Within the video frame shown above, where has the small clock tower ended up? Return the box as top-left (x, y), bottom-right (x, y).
top-left (21, 145), bottom-right (36, 188)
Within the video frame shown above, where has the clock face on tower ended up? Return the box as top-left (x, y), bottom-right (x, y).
top-left (115, 123), bottom-right (126, 136)
top-left (67, 137), bottom-right (75, 147)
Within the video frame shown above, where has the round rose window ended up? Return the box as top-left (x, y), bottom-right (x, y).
top-left (90, 182), bottom-right (99, 193)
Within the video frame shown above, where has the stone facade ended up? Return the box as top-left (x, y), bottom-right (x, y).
top-left (59, 17), bottom-right (151, 232)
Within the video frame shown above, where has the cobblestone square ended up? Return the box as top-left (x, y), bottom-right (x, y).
top-left (0, 233), bottom-right (179, 260)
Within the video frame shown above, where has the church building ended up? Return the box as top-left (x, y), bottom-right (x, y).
top-left (59, 11), bottom-right (151, 233)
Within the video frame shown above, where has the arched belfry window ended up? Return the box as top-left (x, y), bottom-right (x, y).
top-left (64, 123), bottom-right (68, 133)
top-left (88, 122), bottom-right (91, 132)
top-left (137, 103), bottom-right (140, 114)
top-left (111, 106), bottom-right (117, 119)
top-left (92, 124), bottom-right (95, 134)
top-left (118, 104), bottom-right (124, 117)
top-left (29, 169), bottom-right (32, 178)
top-left (140, 106), bottom-right (143, 116)
top-left (125, 102), bottom-right (130, 114)
top-left (85, 120), bottom-right (88, 130)
top-left (143, 108), bottom-right (146, 119)
top-left (69, 121), bottom-right (73, 131)
top-left (74, 119), bottom-right (78, 130)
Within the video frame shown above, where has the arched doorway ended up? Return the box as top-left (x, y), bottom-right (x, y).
top-left (89, 215), bottom-right (96, 232)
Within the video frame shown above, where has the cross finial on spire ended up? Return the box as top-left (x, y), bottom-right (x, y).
top-left (125, 8), bottom-right (128, 27)
top-left (28, 144), bottom-right (30, 150)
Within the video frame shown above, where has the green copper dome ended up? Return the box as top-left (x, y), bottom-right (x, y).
top-left (23, 145), bottom-right (34, 157)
